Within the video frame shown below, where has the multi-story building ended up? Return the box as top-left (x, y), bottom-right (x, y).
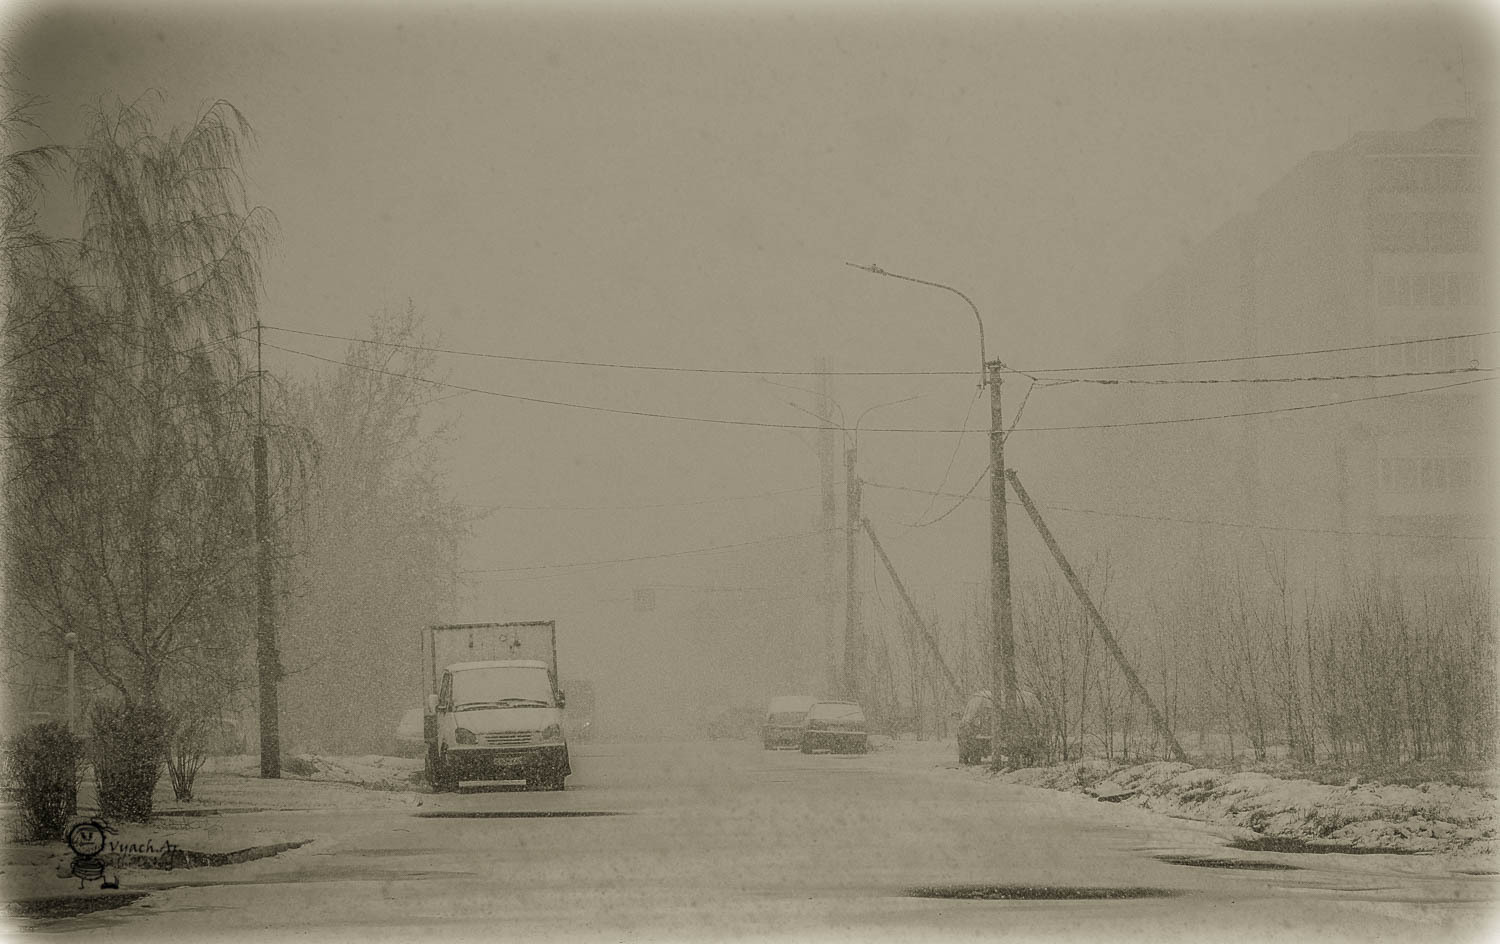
top-left (1110, 116), bottom-right (1493, 584)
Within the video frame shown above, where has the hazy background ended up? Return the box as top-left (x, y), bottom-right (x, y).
top-left (8, 0), bottom-right (1493, 738)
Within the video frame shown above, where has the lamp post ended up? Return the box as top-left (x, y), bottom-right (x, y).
top-left (63, 632), bottom-right (77, 732)
top-left (765, 383), bottom-right (922, 707)
top-left (845, 262), bottom-right (1016, 770)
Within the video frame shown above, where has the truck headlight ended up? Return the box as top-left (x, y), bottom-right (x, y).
top-left (539, 724), bottom-right (562, 742)
top-left (455, 727), bottom-right (476, 745)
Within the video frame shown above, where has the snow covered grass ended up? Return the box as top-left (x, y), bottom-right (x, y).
top-left (992, 759), bottom-right (1499, 859)
top-left (203, 753), bottom-right (423, 792)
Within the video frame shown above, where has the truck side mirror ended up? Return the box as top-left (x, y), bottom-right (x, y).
top-left (557, 691), bottom-right (567, 709)
top-left (427, 693), bottom-right (439, 713)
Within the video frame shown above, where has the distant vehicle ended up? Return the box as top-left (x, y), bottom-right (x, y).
top-left (421, 622), bottom-right (571, 792)
top-left (799, 701), bottom-right (869, 754)
top-left (393, 708), bottom-right (426, 757)
top-left (707, 706), bottom-right (760, 740)
top-left (954, 689), bottom-right (1047, 766)
top-left (761, 695), bottom-right (817, 749)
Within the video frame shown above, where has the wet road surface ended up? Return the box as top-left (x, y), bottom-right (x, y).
top-left (25, 740), bottom-right (1499, 942)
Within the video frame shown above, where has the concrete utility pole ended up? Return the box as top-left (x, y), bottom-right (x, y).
top-left (988, 360), bottom-right (1016, 770)
top-left (862, 518), bottom-right (962, 700)
top-left (1006, 469), bottom-right (1188, 763)
top-left (816, 358), bottom-right (840, 698)
top-left (255, 321), bottom-right (281, 778)
top-left (844, 262), bottom-right (1016, 768)
top-left (843, 446), bottom-right (864, 703)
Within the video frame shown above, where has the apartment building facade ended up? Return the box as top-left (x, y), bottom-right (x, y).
top-left (1112, 116), bottom-right (1493, 583)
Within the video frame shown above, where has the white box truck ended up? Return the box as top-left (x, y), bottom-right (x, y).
top-left (421, 621), bottom-right (571, 791)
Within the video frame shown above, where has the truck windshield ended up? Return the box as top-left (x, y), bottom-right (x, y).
top-left (451, 666), bottom-right (554, 709)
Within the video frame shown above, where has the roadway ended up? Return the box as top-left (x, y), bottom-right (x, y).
top-left (29, 739), bottom-right (1498, 943)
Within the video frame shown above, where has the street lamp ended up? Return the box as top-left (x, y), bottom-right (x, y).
top-left (845, 262), bottom-right (988, 382)
top-left (845, 261), bottom-right (1017, 771)
top-left (759, 378), bottom-right (924, 707)
top-left (63, 632), bottom-right (77, 732)
top-left (840, 394), bottom-right (923, 709)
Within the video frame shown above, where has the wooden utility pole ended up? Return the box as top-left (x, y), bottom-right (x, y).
top-left (988, 360), bottom-right (1017, 770)
top-left (1006, 469), bottom-right (1188, 762)
top-left (863, 518), bottom-right (962, 700)
top-left (843, 447), bottom-right (864, 703)
top-left (254, 321), bottom-right (280, 778)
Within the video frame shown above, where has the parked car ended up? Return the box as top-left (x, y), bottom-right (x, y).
top-left (799, 701), bottom-right (868, 754)
top-left (761, 695), bottom-right (817, 749)
top-left (954, 689), bottom-right (1047, 766)
top-left (393, 707), bottom-right (426, 758)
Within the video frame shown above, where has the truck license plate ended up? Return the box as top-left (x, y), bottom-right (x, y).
top-left (495, 755), bottom-right (524, 768)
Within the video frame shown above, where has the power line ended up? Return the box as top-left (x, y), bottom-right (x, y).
top-left (1026, 331), bottom-right (1497, 373)
top-left (908, 386), bottom-right (984, 527)
top-left (1035, 366), bottom-right (1494, 385)
top-left (462, 484), bottom-right (816, 512)
top-left (1026, 376), bottom-right (1495, 431)
top-left (863, 480), bottom-right (1495, 542)
top-left (905, 462), bottom-right (991, 530)
top-left (262, 324), bottom-right (973, 377)
top-left (462, 528), bottom-right (836, 574)
top-left (261, 322), bottom-right (1495, 380)
top-left (263, 338), bottom-right (1494, 435)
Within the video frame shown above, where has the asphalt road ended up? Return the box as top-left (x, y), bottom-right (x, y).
top-left (30, 740), bottom-right (1499, 943)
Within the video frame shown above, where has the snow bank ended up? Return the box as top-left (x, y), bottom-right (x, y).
top-left (994, 760), bottom-right (1498, 858)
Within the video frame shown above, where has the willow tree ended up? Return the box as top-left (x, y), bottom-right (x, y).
top-left (3, 97), bottom-right (274, 798)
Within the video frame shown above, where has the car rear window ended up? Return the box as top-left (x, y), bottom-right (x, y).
top-left (807, 702), bottom-right (864, 723)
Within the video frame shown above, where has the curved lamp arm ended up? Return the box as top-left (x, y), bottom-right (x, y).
top-left (845, 262), bottom-right (987, 383)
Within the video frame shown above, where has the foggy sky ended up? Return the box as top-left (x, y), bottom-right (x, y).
top-left (7, 1), bottom-right (1492, 719)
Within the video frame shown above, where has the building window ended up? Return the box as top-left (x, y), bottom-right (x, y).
top-left (1374, 335), bottom-right (1484, 371)
top-left (1370, 213), bottom-right (1480, 253)
top-left (1378, 271), bottom-right (1483, 307)
top-left (1378, 455), bottom-right (1489, 493)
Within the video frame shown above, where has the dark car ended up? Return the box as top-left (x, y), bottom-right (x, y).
top-left (955, 691), bottom-right (992, 765)
top-left (761, 695), bottom-right (816, 749)
top-left (954, 689), bottom-right (1047, 766)
top-left (799, 701), bottom-right (868, 754)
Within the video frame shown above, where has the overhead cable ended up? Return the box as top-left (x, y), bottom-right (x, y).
top-left (863, 480), bottom-right (1495, 542)
top-left (262, 340), bottom-right (1493, 434)
top-left (462, 527), bottom-right (837, 574)
top-left (261, 323), bottom-right (1495, 380)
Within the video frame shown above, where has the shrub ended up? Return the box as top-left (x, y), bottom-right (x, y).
top-left (90, 700), bottom-right (170, 822)
top-left (4, 721), bottom-right (84, 842)
top-left (165, 713), bottom-right (213, 802)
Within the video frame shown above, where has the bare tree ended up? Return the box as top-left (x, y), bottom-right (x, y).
top-left (277, 305), bottom-right (470, 754)
top-left (3, 97), bottom-right (271, 806)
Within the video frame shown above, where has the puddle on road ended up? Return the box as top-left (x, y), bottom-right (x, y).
top-left (1156, 855), bottom-right (1302, 871)
top-left (907, 884), bottom-right (1179, 901)
top-left (413, 810), bottom-right (626, 819)
top-left (155, 807), bottom-right (278, 817)
top-left (1229, 837), bottom-right (1419, 856)
top-left (6, 892), bottom-right (150, 920)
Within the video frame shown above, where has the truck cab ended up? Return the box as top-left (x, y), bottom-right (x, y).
top-left (428, 660), bottom-right (570, 791)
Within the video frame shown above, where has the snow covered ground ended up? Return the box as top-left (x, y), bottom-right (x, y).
top-left (973, 758), bottom-right (1498, 862)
